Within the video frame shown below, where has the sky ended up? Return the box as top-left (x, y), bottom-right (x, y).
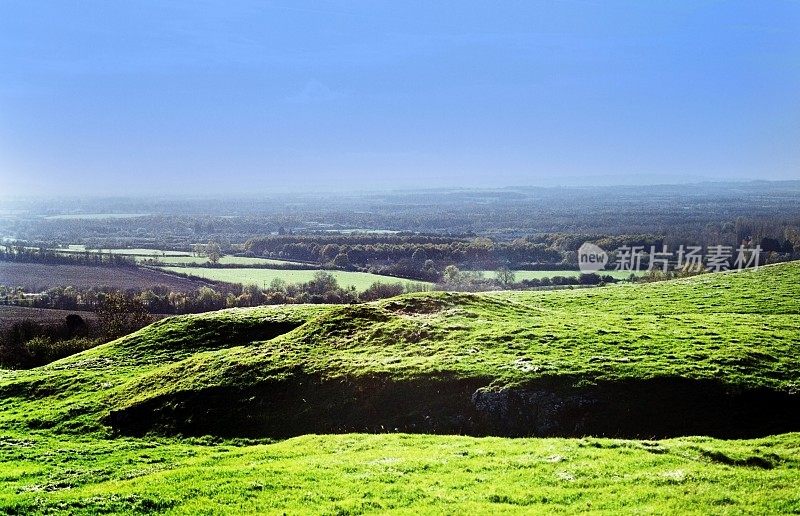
top-left (1, 1), bottom-right (799, 196)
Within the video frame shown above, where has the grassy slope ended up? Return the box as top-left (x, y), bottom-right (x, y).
top-left (2, 262), bottom-right (798, 434)
top-left (0, 263), bottom-right (798, 513)
top-left (129, 262), bottom-right (800, 406)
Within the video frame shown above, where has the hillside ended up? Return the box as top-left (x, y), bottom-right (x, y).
top-left (1, 262), bottom-right (798, 437)
top-left (0, 262), bottom-right (798, 512)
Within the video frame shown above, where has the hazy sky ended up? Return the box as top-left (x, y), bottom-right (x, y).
top-left (1, 1), bottom-right (799, 195)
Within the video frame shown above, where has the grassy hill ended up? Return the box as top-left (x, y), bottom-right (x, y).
top-left (0, 262), bottom-right (798, 513)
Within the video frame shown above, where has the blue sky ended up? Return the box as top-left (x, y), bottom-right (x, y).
top-left (1, 1), bottom-right (799, 195)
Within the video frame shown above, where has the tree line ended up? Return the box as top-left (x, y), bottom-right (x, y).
top-left (0, 246), bottom-right (135, 266)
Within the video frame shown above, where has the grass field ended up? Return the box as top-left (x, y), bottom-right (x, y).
top-left (0, 432), bottom-right (797, 514)
top-left (159, 265), bottom-right (433, 291)
top-left (0, 262), bottom-right (798, 513)
top-left (481, 269), bottom-right (644, 280)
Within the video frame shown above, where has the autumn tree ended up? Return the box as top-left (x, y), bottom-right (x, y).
top-left (95, 292), bottom-right (151, 340)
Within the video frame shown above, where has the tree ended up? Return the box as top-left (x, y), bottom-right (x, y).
top-left (95, 292), bottom-right (151, 340)
top-left (332, 252), bottom-right (350, 268)
top-left (443, 265), bottom-right (461, 285)
top-left (206, 241), bottom-right (222, 264)
top-left (320, 244), bottom-right (340, 263)
top-left (195, 286), bottom-right (223, 311)
top-left (496, 267), bottom-right (516, 287)
top-left (64, 314), bottom-right (88, 337)
top-left (578, 273), bottom-right (601, 285)
top-left (269, 278), bottom-right (287, 292)
top-left (307, 271), bottom-right (339, 295)
top-left (359, 282), bottom-right (405, 302)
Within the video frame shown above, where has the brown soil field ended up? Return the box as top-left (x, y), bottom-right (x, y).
top-left (0, 263), bottom-right (212, 292)
top-left (0, 305), bottom-right (99, 329)
top-left (0, 305), bottom-right (171, 330)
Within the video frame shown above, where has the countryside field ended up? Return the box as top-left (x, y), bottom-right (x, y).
top-left (0, 305), bottom-right (99, 330)
top-left (0, 262), bottom-right (797, 512)
top-left (42, 243), bottom-right (648, 290)
top-left (158, 265), bottom-right (433, 291)
top-left (3, 1), bottom-right (798, 512)
top-left (0, 262), bottom-right (211, 291)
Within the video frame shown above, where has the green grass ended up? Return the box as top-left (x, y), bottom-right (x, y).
top-left (158, 265), bottom-right (433, 291)
top-left (481, 269), bottom-right (644, 280)
top-left (0, 262), bottom-right (798, 513)
top-left (122, 263), bottom-right (799, 396)
top-left (0, 432), bottom-right (797, 514)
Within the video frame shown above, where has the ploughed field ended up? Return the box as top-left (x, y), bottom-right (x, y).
top-left (0, 262), bottom-right (798, 513)
top-left (0, 262), bottom-right (212, 292)
top-left (0, 305), bottom-right (99, 330)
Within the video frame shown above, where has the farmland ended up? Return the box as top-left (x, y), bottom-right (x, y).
top-left (3, 0), bottom-right (798, 510)
top-left (0, 262), bottom-right (211, 291)
top-left (159, 265), bottom-right (433, 291)
top-left (0, 305), bottom-right (98, 330)
top-left (0, 262), bottom-right (797, 512)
